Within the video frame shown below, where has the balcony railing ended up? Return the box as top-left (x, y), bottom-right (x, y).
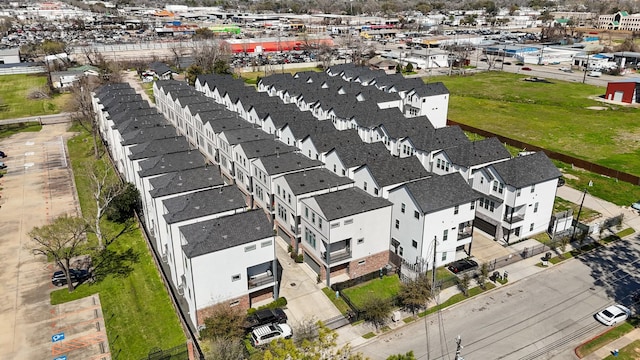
top-left (503, 214), bottom-right (525, 224)
top-left (457, 229), bottom-right (472, 240)
top-left (248, 273), bottom-right (274, 289)
top-left (323, 250), bottom-right (352, 264)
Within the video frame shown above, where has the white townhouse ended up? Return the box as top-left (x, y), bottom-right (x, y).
top-left (179, 210), bottom-right (277, 326)
top-left (324, 142), bottom-right (393, 178)
top-left (352, 156), bottom-right (431, 198)
top-left (431, 137), bottom-right (511, 180)
top-left (158, 186), bottom-right (247, 290)
top-left (297, 129), bottom-right (361, 162)
top-left (202, 115), bottom-right (253, 164)
top-left (272, 168), bottom-right (355, 251)
top-left (250, 152), bottom-right (323, 214)
top-left (299, 187), bottom-right (393, 286)
top-left (147, 165), bottom-right (226, 250)
top-left (217, 128), bottom-right (274, 182)
top-left (135, 151), bottom-right (208, 229)
top-left (402, 82), bottom-right (449, 128)
top-left (470, 152), bottom-right (562, 243)
top-left (388, 173), bottom-right (479, 269)
top-left (233, 139), bottom-right (296, 200)
top-left (278, 118), bottom-right (337, 150)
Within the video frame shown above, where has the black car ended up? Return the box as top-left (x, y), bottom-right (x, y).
top-left (557, 177), bottom-right (565, 187)
top-left (51, 269), bottom-right (90, 286)
top-left (0, 150), bottom-right (5, 158)
top-left (447, 259), bottom-right (478, 274)
top-left (244, 308), bottom-right (288, 332)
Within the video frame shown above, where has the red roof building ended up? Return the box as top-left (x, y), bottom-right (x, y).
top-left (222, 37), bottom-right (334, 53)
top-left (605, 79), bottom-right (640, 104)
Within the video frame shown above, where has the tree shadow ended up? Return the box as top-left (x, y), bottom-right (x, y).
top-left (90, 247), bottom-right (140, 282)
top-left (575, 232), bottom-right (640, 312)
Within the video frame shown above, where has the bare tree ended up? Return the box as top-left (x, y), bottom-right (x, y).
top-left (28, 215), bottom-right (89, 292)
top-left (66, 76), bottom-right (101, 159)
top-left (86, 161), bottom-right (126, 249)
top-left (192, 40), bottom-right (232, 74)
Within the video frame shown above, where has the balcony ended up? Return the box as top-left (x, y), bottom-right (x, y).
top-left (457, 229), bottom-right (472, 240)
top-left (290, 223), bottom-right (301, 235)
top-left (322, 249), bottom-right (352, 264)
top-left (503, 214), bottom-right (525, 224)
top-left (248, 270), bottom-right (274, 289)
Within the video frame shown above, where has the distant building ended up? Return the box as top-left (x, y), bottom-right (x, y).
top-left (598, 11), bottom-right (640, 31)
top-left (0, 47), bottom-right (20, 64)
top-left (605, 79), bottom-right (640, 104)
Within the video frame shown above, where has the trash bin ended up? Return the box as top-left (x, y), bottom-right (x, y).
top-left (545, 252), bottom-right (551, 260)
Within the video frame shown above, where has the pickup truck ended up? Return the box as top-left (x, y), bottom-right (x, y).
top-left (244, 308), bottom-right (288, 332)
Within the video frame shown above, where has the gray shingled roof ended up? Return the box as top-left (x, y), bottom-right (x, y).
top-left (149, 166), bottom-right (224, 198)
top-left (162, 186), bottom-right (246, 224)
top-left (237, 139), bottom-right (296, 159)
top-left (304, 129), bottom-right (362, 153)
top-left (116, 114), bottom-right (168, 134)
top-left (442, 137), bottom-right (511, 168)
top-left (490, 151), bottom-right (561, 188)
top-left (402, 173), bottom-right (479, 214)
top-left (121, 126), bottom-right (180, 146)
top-left (138, 150), bottom-right (206, 178)
top-left (311, 187), bottom-right (392, 221)
top-left (220, 128), bottom-right (274, 145)
top-left (205, 116), bottom-right (253, 133)
top-left (329, 142), bottom-right (393, 169)
top-left (358, 156), bottom-right (430, 188)
top-left (255, 152), bottom-right (323, 176)
top-left (282, 168), bottom-right (353, 195)
top-left (128, 136), bottom-right (192, 161)
top-left (181, 210), bottom-right (273, 258)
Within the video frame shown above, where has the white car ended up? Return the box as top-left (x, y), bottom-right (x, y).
top-left (631, 200), bottom-right (640, 212)
top-left (250, 323), bottom-right (292, 346)
top-left (595, 304), bottom-right (631, 326)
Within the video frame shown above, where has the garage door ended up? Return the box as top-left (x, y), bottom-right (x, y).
top-left (303, 252), bottom-right (321, 275)
top-left (474, 217), bottom-right (497, 237)
top-left (614, 91), bottom-right (624, 102)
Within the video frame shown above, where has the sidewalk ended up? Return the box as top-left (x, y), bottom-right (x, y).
top-left (334, 187), bottom-right (640, 354)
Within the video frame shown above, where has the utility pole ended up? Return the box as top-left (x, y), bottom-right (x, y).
top-left (571, 188), bottom-right (588, 243)
top-left (582, 52), bottom-right (590, 83)
top-left (432, 236), bottom-right (437, 286)
top-left (455, 335), bottom-right (464, 360)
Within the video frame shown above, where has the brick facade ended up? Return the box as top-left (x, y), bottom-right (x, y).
top-left (347, 250), bottom-right (390, 279)
top-left (195, 294), bottom-right (250, 326)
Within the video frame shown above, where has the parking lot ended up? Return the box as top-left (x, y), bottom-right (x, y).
top-left (0, 123), bottom-right (110, 360)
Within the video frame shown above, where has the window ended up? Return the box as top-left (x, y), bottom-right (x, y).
top-left (498, 183), bottom-right (504, 194)
top-left (374, 188), bottom-right (379, 195)
top-left (480, 198), bottom-right (485, 208)
top-left (319, 218), bottom-right (323, 230)
top-left (412, 240), bottom-right (418, 248)
top-left (357, 238), bottom-right (364, 244)
top-left (399, 246), bottom-right (404, 256)
top-left (232, 274), bottom-right (241, 282)
top-left (470, 200), bottom-right (475, 210)
top-left (331, 222), bottom-right (340, 228)
top-left (245, 244), bottom-right (256, 252)
top-left (358, 260), bottom-right (366, 265)
top-left (401, 203), bottom-right (406, 213)
top-left (489, 201), bottom-right (495, 212)
top-left (414, 211), bottom-right (420, 219)
top-left (530, 223), bottom-right (534, 231)
top-left (534, 202), bottom-right (539, 213)
top-left (395, 219), bottom-right (400, 229)
top-left (443, 229), bottom-right (448, 241)
top-left (517, 188), bottom-right (521, 197)
top-left (531, 184), bottom-right (535, 193)
top-left (344, 219), bottom-right (353, 225)
top-left (441, 252), bottom-right (447, 261)
top-left (305, 207), bottom-right (309, 218)
top-left (312, 213), bottom-right (315, 224)
top-left (304, 228), bottom-right (316, 248)
top-left (454, 205), bottom-right (459, 215)
top-left (363, 181), bottom-right (368, 191)
top-left (261, 240), bottom-right (272, 248)
top-left (492, 181), bottom-right (498, 192)
top-left (230, 300), bottom-right (240, 307)
top-left (333, 164), bottom-right (337, 173)
top-left (277, 185), bottom-right (281, 196)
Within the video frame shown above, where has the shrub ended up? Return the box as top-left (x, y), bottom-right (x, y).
top-left (295, 254), bottom-right (303, 263)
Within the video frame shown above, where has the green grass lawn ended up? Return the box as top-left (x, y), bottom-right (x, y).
top-left (0, 74), bottom-right (70, 120)
top-left (575, 322), bottom-right (635, 357)
top-left (322, 287), bottom-right (351, 315)
top-left (432, 72), bottom-right (640, 177)
top-left (553, 197), bottom-right (600, 222)
top-left (603, 339), bottom-right (640, 359)
top-left (50, 129), bottom-right (185, 359)
top-left (341, 275), bottom-right (402, 308)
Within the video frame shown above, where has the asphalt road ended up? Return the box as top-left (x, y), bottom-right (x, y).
top-left (356, 235), bottom-right (640, 360)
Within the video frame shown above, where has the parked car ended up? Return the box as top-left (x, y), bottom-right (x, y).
top-left (0, 161), bottom-right (6, 169)
top-left (632, 200), bottom-right (640, 212)
top-left (521, 67), bottom-right (532, 71)
top-left (588, 71), bottom-right (602, 77)
top-left (503, 61), bottom-right (512, 65)
top-left (595, 304), bottom-right (631, 326)
top-left (558, 67), bottom-right (570, 71)
top-left (447, 259), bottom-right (478, 274)
top-left (244, 308), bottom-right (288, 332)
top-left (557, 177), bottom-right (565, 187)
top-left (250, 323), bottom-right (292, 346)
top-left (0, 150), bottom-right (5, 157)
top-left (51, 269), bottom-right (90, 286)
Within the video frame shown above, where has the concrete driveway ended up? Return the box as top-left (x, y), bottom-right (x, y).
top-left (0, 124), bottom-right (109, 359)
top-left (274, 237), bottom-right (342, 329)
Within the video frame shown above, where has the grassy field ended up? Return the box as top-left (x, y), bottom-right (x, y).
top-left (0, 122), bottom-right (42, 138)
top-left (431, 72), bottom-right (640, 177)
top-left (0, 74), bottom-right (70, 120)
top-left (51, 128), bottom-right (185, 359)
top-left (575, 322), bottom-right (635, 357)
